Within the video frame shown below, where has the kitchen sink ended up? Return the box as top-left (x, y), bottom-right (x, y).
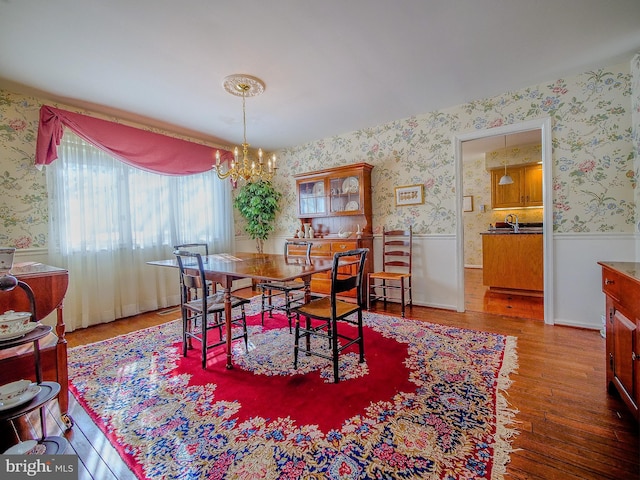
top-left (489, 222), bottom-right (543, 233)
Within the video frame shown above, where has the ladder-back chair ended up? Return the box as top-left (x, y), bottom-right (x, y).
top-left (174, 251), bottom-right (249, 369)
top-left (368, 226), bottom-right (413, 317)
top-left (257, 241), bottom-right (312, 333)
top-left (174, 243), bottom-right (213, 295)
top-left (292, 248), bottom-right (369, 383)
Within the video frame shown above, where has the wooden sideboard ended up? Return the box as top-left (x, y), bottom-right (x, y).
top-left (598, 261), bottom-right (639, 421)
top-left (0, 263), bottom-right (71, 426)
top-left (288, 238), bottom-right (373, 297)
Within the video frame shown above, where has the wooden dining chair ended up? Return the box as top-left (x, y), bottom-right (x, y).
top-left (174, 251), bottom-right (249, 369)
top-left (292, 248), bottom-right (368, 383)
top-left (173, 243), bottom-right (209, 256)
top-left (368, 226), bottom-right (413, 317)
top-left (173, 243), bottom-right (215, 295)
top-left (257, 241), bottom-right (312, 333)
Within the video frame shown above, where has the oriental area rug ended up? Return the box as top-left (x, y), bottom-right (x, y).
top-left (67, 299), bottom-right (519, 480)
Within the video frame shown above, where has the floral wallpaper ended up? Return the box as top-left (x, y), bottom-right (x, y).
top-left (270, 59), bottom-right (636, 242)
top-left (0, 57), bottom-right (637, 252)
top-left (632, 54), bottom-right (640, 234)
top-left (0, 94), bottom-right (45, 248)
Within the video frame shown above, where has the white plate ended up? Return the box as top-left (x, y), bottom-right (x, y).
top-left (312, 181), bottom-right (324, 195)
top-left (0, 322), bottom-right (39, 341)
top-left (0, 310), bottom-right (31, 322)
top-left (344, 201), bottom-right (359, 211)
top-left (0, 379), bottom-right (31, 401)
top-left (0, 384), bottom-right (41, 411)
top-left (341, 176), bottom-right (359, 194)
top-left (3, 440), bottom-right (38, 455)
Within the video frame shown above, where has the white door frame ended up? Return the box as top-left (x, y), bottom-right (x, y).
top-left (454, 117), bottom-right (554, 324)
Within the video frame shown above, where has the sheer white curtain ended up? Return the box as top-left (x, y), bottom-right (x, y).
top-left (46, 131), bottom-right (234, 331)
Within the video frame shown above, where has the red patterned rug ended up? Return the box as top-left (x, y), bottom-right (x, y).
top-left (68, 300), bottom-right (519, 479)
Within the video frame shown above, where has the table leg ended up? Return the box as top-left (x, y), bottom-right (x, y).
top-left (303, 276), bottom-right (312, 303)
top-left (303, 276), bottom-right (312, 352)
top-left (223, 277), bottom-right (233, 370)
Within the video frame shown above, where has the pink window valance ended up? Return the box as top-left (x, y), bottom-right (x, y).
top-left (35, 105), bottom-right (233, 175)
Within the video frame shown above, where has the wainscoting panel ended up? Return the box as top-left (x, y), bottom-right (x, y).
top-left (267, 234), bottom-right (459, 311)
top-left (552, 233), bottom-right (636, 329)
top-left (251, 233), bottom-right (639, 329)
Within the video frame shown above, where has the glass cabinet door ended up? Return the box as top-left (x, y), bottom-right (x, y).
top-left (329, 174), bottom-right (361, 214)
top-left (298, 179), bottom-right (326, 216)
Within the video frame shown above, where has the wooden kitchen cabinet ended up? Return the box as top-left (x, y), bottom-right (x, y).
top-left (491, 163), bottom-right (542, 209)
top-left (482, 232), bottom-right (543, 294)
top-left (523, 164), bottom-right (543, 206)
top-left (293, 163), bottom-right (374, 297)
top-left (491, 167), bottom-right (523, 209)
top-left (598, 261), bottom-right (640, 421)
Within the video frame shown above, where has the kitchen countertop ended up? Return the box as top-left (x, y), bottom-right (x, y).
top-left (481, 228), bottom-right (543, 235)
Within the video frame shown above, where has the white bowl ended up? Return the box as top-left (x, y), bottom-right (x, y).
top-left (0, 310), bottom-right (31, 335)
top-left (338, 231), bottom-right (353, 238)
top-left (0, 379), bottom-right (32, 402)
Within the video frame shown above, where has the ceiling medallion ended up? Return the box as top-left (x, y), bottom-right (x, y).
top-left (222, 74), bottom-right (265, 97)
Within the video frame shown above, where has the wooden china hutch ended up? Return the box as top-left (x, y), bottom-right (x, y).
top-left (292, 163), bottom-right (373, 297)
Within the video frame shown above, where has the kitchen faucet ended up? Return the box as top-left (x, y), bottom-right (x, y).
top-left (505, 213), bottom-right (519, 233)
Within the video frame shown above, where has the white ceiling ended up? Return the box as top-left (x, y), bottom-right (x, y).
top-left (1, 0), bottom-right (639, 152)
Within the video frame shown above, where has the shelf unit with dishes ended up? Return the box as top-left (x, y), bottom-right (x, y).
top-left (0, 324), bottom-right (69, 454)
top-left (0, 279), bottom-right (69, 454)
top-left (293, 163), bottom-right (374, 297)
top-left (0, 263), bottom-right (71, 427)
top-left (294, 162), bottom-right (373, 234)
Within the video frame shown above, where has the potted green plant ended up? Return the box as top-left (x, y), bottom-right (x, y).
top-left (233, 180), bottom-right (282, 253)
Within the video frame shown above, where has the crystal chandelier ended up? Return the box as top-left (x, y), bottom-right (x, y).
top-left (213, 74), bottom-right (276, 184)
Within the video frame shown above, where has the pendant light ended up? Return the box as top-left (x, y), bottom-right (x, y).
top-left (498, 135), bottom-right (514, 185)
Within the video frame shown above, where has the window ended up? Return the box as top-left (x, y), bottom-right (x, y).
top-left (48, 132), bottom-right (233, 253)
top-left (45, 131), bottom-right (234, 330)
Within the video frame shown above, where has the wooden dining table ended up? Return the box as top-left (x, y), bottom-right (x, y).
top-left (148, 252), bottom-right (334, 369)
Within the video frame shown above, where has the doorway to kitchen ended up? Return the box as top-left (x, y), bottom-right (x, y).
top-left (454, 119), bottom-right (554, 324)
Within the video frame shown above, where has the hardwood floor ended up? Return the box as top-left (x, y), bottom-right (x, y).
top-left (4, 289), bottom-right (637, 479)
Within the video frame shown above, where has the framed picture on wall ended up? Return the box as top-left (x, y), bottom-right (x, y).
top-left (395, 184), bottom-right (424, 206)
top-left (463, 195), bottom-right (473, 212)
